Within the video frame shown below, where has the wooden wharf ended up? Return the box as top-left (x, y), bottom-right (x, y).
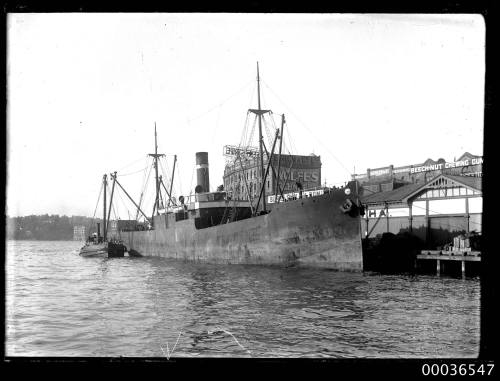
top-left (416, 250), bottom-right (480, 277)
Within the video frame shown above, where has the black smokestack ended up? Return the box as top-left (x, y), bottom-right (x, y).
top-left (195, 152), bottom-right (210, 193)
top-left (97, 222), bottom-right (101, 238)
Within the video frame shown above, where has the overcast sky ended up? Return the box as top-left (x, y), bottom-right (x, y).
top-left (7, 13), bottom-right (485, 218)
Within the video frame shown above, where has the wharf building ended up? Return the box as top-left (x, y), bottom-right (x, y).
top-left (222, 147), bottom-right (322, 203)
top-left (353, 151), bottom-right (482, 195)
top-left (355, 152), bottom-right (483, 249)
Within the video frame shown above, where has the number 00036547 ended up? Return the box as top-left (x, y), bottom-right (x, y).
top-left (422, 363), bottom-right (494, 376)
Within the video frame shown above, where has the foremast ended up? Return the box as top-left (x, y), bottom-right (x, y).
top-left (149, 122), bottom-right (165, 222)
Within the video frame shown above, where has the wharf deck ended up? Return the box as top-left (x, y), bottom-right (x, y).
top-left (416, 250), bottom-right (481, 277)
top-left (417, 250), bottom-right (481, 261)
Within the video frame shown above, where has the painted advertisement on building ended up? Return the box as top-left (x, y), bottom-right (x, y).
top-left (410, 157), bottom-right (483, 174)
top-left (352, 153), bottom-right (483, 185)
top-left (276, 168), bottom-right (321, 191)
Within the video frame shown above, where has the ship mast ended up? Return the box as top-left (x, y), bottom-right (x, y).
top-left (149, 122), bottom-right (165, 218)
top-left (106, 171), bottom-right (117, 235)
top-left (167, 154), bottom-right (177, 207)
top-left (275, 114), bottom-right (285, 202)
top-left (103, 173), bottom-right (107, 241)
top-left (248, 63), bottom-right (271, 213)
top-left (256, 63), bottom-right (266, 213)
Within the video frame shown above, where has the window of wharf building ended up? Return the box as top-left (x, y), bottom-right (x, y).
top-left (417, 186), bottom-right (480, 199)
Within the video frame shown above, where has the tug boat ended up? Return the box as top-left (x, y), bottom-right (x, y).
top-left (79, 174), bottom-right (126, 258)
top-left (79, 241), bottom-right (108, 258)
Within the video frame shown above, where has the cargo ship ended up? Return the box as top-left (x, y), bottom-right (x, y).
top-left (107, 64), bottom-right (364, 270)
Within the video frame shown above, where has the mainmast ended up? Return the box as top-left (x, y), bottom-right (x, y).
top-left (248, 63), bottom-right (271, 213)
top-left (256, 63), bottom-right (266, 212)
top-left (149, 122), bottom-right (165, 218)
top-left (275, 114), bottom-right (285, 202)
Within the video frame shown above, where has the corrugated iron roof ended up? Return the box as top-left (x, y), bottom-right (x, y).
top-left (357, 178), bottom-right (410, 186)
top-left (360, 182), bottom-right (423, 204)
top-left (444, 175), bottom-right (482, 191)
top-left (360, 174), bottom-right (482, 205)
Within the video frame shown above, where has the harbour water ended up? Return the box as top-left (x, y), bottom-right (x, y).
top-left (6, 240), bottom-right (480, 358)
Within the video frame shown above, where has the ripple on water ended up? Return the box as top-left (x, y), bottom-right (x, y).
top-left (6, 240), bottom-right (480, 357)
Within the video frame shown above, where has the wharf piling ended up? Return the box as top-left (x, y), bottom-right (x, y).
top-left (416, 250), bottom-right (480, 278)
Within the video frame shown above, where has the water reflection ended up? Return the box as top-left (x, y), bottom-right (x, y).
top-left (6, 241), bottom-right (480, 358)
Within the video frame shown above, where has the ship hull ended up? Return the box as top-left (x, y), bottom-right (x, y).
top-left (121, 189), bottom-right (363, 270)
top-left (79, 241), bottom-right (127, 258)
top-left (79, 243), bottom-right (108, 257)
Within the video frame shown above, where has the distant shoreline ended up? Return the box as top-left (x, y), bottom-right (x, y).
top-left (7, 215), bottom-right (100, 241)
top-left (7, 238), bottom-right (82, 241)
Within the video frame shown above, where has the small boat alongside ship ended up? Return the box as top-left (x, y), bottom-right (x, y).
top-left (79, 240), bottom-right (127, 258)
top-left (79, 175), bottom-right (127, 258)
top-left (94, 64), bottom-right (365, 270)
top-left (79, 239), bottom-right (107, 258)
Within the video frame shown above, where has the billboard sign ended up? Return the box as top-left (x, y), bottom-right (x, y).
top-left (223, 145), bottom-right (260, 158)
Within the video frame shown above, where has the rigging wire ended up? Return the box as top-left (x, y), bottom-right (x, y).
top-left (115, 182), bottom-right (132, 221)
top-left (248, 79), bottom-right (257, 110)
top-left (105, 181), bottom-right (112, 219)
top-left (210, 103), bottom-right (223, 148)
top-left (138, 156), bottom-right (151, 203)
top-left (159, 157), bottom-right (171, 192)
top-left (259, 76), bottom-right (268, 110)
top-left (86, 181), bottom-right (103, 235)
top-left (269, 111), bottom-right (279, 134)
top-left (136, 160), bottom-right (153, 220)
top-left (262, 114), bottom-right (275, 149)
top-left (158, 157), bottom-right (175, 203)
top-left (110, 198), bottom-right (121, 239)
top-left (231, 110), bottom-right (258, 183)
top-left (188, 165), bottom-right (195, 198)
top-left (104, 181), bottom-right (115, 235)
top-left (238, 111), bottom-right (252, 149)
top-left (262, 79), bottom-right (353, 177)
top-left (284, 121), bottom-right (298, 156)
top-left (176, 161), bottom-right (183, 195)
top-left (116, 155), bottom-right (149, 172)
top-left (143, 164), bottom-right (155, 214)
top-left (110, 186), bottom-right (120, 220)
top-left (232, 84), bottom-right (258, 178)
top-left (188, 79), bottom-right (254, 123)
top-left (247, 114), bottom-right (258, 151)
top-left (238, 77), bottom-right (258, 149)
top-left (119, 165), bottom-right (150, 177)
